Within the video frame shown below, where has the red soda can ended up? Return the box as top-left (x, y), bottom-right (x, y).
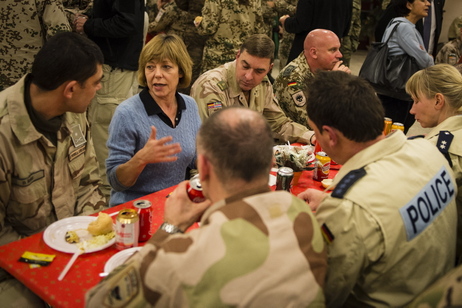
top-left (313, 151), bottom-right (331, 181)
top-left (187, 174), bottom-right (206, 203)
top-left (133, 200), bottom-right (152, 242)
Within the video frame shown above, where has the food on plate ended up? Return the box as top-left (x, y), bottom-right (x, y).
top-left (88, 212), bottom-right (113, 236)
top-left (63, 213), bottom-right (115, 252)
top-left (65, 231), bottom-right (80, 243)
top-left (273, 145), bottom-right (314, 171)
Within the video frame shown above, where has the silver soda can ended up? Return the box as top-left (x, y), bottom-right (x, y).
top-left (115, 209), bottom-right (139, 250)
top-left (276, 167), bottom-right (294, 191)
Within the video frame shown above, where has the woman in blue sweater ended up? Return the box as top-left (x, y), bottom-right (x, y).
top-left (106, 34), bottom-right (202, 206)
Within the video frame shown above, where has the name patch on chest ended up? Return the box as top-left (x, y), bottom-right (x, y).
top-left (400, 166), bottom-right (455, 241)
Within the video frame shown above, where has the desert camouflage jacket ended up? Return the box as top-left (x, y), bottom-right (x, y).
top-left (436, 38), bottom-right (462, 64)
top-left (85, 187), bottom-right (327, 307)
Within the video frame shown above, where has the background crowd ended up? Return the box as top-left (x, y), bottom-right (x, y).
top-left (1, 0), bottom-right (462, 307)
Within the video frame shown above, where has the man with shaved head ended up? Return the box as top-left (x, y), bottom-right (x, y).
top-left (273, 29), bottom-right (350, 127)
top-left (86, 107), bottom-right (327, 307)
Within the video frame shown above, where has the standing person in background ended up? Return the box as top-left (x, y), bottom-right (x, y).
top-left (436, 20), bottom-right (462, 64)
top-left (191, 34), bottom-right (314, 144)
top-left (273, 29), bottom-right (350, 126)
top-left (74, 0), bottom-right (146, 202)
top-left (278, 0), bottom-right (352, 64)
top-left (267, 0), bottom-right (298, 71)
top-left (298, 71), bottom-right (457, 307)
top-left (106, 34), bottom-right (201, 206)
top-left (86, 107), bottom-right (327, 307)
top-left (406, 64), bottom-right (462, 263)
top-left (0, 0), bottom-right (71, 91)
top-left (148, 0), bottom-right (206, 94)
top-left (0, 32), bottom-right (106, 307)
top-left (377, 0), bottom-right (434, 134)
top-left (339, 0), bottom-right (361, 67)
top-left (194, 0), bottom-right (266, 73)
top-left (448, 15), bottom-right (462, 41)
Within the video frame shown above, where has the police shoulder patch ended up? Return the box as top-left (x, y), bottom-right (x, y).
top-left (437, 130), bottom-right (454, 167)
top-left (331, 167), bottom-right (367, 199)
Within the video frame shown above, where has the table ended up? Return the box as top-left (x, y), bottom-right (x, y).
top-left (0, 168), bottom-right (338, 308)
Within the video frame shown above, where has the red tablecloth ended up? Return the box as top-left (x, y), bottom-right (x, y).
top-left (0, 168), bottom-right (338, 307)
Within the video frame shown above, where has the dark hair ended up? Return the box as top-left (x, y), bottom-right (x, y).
top-left (392, 0), bottom-right (415, 17)
top-left (31, 32), bottom-right (104, 90)
top-left (306, 71), bottom-right (384, 142)
top-left (239, 34), bottom-right (275, 63)
top-left (197, 107), bottom-right (273, 185)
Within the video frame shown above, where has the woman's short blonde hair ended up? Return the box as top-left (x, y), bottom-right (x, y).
top-left (138, 33), bottom-right (193, 89)
top-left (406, 64), bottom-right (462, 110)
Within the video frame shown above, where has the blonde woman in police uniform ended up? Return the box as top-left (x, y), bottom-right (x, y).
top-left (406, 63), bottom-right (462, 264)
top-left (298, 71), bottom-right (457, 307)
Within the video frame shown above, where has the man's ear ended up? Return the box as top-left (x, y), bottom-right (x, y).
top-left (321, 125), bottom-right (338, 147)
top-left (197, 154), bottom-right (210, 183)
top-left (236, 50), bottom-right (241, 60)
top-left (309, 47), bottom-right (317, 59)
top-left (63, 81), bottom-right (78, 99)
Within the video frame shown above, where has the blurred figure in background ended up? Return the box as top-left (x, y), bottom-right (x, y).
top-left (74, 0), bottom-right (146, 202)
top-left (436, 20), bottom-right (462, 64)
top-left (0, 0), bottom-right (71, 91)
top-left (194, 0), bottom-right (266, 73)
top-left (339, 0), bottom-right (361, 67)
top-left (106, 34), bottom-right (201, 206)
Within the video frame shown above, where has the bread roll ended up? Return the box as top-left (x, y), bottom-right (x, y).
top-left (88, 212), bottom-right (113, 236)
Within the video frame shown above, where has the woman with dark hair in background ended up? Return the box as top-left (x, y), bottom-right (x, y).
top-left (378, 0), bottom-right (434, 133)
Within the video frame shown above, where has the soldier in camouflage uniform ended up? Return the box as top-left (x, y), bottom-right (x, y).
top-left (273, 29), bottom-right (350, 127)
top-left (448, 15), bottom-right (462, 41)
top-left (339, 0), bottom-right (361, 67)
top-left (191, 34), bottom-right (314, 144)
top-left (148, 0), bottom-right (206, 94)
top-left (0, 0), bottom-right (71, 91)
top-left (436, 21), bottom-right (462, 65)
top-left (0, 32), bottom-right (106, 307)
top-left (85, 107), bottom-right (327, 307)
top-left (195, 0), bottom-right (266, 73)
top-left (62, 0), bottom-right (93, 26)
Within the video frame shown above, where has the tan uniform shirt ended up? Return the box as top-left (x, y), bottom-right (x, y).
top-left (316, 131), bottom-right (457, 307)
top-left (191, 60), bottom-right (313, 143)
top-left (425, 115), bottom-right (462, 262)
top-left (0, 76), bottom-right (106, 248)
top-left (85, 187), bottom-right (327, 307)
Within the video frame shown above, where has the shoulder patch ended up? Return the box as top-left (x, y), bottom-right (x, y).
top-left (281, 65), bottom-right (296, 77)
top-left (291, 91), bottom-right (306, 107)
top-left (437, 130), bottom-right (454, 168)
top-left (321, 223), bottom-right (335, 244)
top-left (331, 167), bottom-right (367, 199)
top-left (207, 101), bottom-right (223, 116)
top-left (216, 81), bottom-right (228, 91)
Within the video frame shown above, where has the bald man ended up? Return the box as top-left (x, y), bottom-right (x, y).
top-left (273, 29), bottom-right (350, 127)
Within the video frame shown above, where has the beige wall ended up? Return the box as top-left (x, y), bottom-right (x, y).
top-left (440, 0), bottom-right (462, 43)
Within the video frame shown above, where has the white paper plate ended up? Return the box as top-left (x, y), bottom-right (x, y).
top-left (43, 216), bottom-right (115, 254)
top-left (104, 247), bottom-right (142, 273)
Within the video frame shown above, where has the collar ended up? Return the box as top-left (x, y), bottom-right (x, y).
top-left (200, 184), bottom-right (271, 224)
top-left (332, 131), bottom-right (407, 186)
top-left (139, 87), bottom-right (186, 116)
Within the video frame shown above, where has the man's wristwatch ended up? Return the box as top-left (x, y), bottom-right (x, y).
top-left (159, 222), bottom-right (183, 234)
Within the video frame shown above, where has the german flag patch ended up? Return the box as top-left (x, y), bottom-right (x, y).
top-left (321, 223), bottom-right (335, 244)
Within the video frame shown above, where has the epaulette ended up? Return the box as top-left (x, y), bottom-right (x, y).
top-left (331, 167), bottom-right (367, 199)
top-left (407, 135), bottom-right (425, 140)
top-left (216, 81), bottom-right (228, 91)
top-left (437, 130), bottom-right (454, 168)
top-left (281, 65), bottom-right (296, 77)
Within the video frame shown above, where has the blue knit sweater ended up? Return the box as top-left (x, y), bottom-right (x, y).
top-left (106, 91), bottom-right (201, 206)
